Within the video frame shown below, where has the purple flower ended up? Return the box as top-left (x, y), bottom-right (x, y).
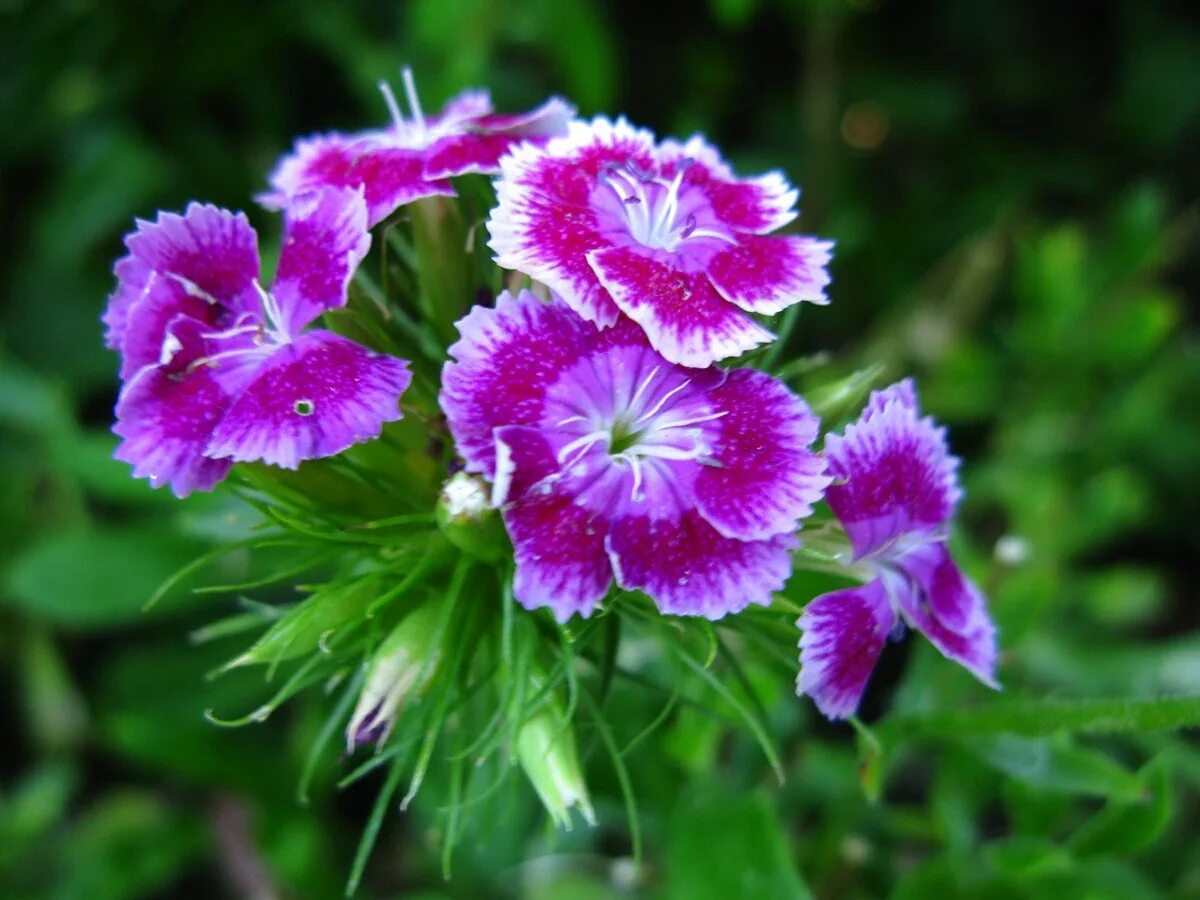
top-left (440, 290), bottom-right (830, 621)
top-left (105, 187), bottom-right (412, 497)
top-left (259, 68), bottom-right (574, 227)
top-left (797, 380), bottom-right (998, 720)
top-left (486, 117), bottom-right (833, 368)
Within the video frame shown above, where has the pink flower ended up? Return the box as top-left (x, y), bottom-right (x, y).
top-left (259, 68), bottom-right (574, 226)
top-left (440, 291), bottom-right (831, 621)
top-left (105, 188), bottom-right (411, 497)
top-left (487, 117), bottom-right (833, 368)
top-left (797, 381), bottom-right (998, 720)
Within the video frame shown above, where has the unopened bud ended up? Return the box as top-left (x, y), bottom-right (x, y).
top-left (436, 472), bottom-right (508, 561)
top-left (516, 681), bottom-right (595, 829)
top-left (346, 601), bottom-right (441, 752)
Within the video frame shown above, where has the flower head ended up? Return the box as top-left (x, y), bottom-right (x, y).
top-left (106, 187), bottom-right (412, 496)
top-left (259, 68), bottom-right (575, 226)
top-left (487, 117), bottom-right (833, 368)
top-left (440, 291), bottom-right (830, 621)
top-left (797, 380), bottom-right (998, 720)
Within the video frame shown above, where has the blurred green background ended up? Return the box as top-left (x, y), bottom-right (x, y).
top-left (2, 0), bottom-right (1199, 897)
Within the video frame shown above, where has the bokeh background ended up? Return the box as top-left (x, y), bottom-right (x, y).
top-left (2, 1), bottom-right (1199, 897)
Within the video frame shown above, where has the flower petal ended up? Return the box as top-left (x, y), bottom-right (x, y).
top-left (894, 542), bottom-right (999, 687)
top-left (488, 117), bottom-right (657, 328)
top-left (118, 273), bottom-right (214, 380)
top-left (123, 203), bottom-right (260, 313)
top-left (259, 134), bottom-right (453, 226)
top-left (205, 331), bottom-right (410, 469)
top-left (103, 252), bottom-right (154, 351)
top-left (113, 356), bottom-right (237, 497)
top-left (424, 96), bottom-right (576, 179)
top-left (587, 245), bottom-right (774, 367)
top-left (440, 291), bottom-right (596, 478)
top-left (708, 235), bottom-right (833, 315)
top-left (796, 579), bottom-right (896, 720)
top-left (659, 134), bottom-right (798, 234)
top-left (496, 426), bottom-right (613, 621)
top-left (270, 186), bottom-right (371, 335)
top-left (473, 96), bottom-right (576, 137)
top-left (606, 509), bottom-right (797, 618)
top-left (694, 368), bottom-right (830, 540)
top-left (824, 381), bottom-right (961, 559)
top-left (863, 378), bottom-right (919, 418)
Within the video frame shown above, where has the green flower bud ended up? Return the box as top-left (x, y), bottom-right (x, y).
top-left (436, 472), bottom-right (508, 561)
top-left (516, 682), bottom-right (596, 830)
top-left (346, 601), bottom-right (442, 752)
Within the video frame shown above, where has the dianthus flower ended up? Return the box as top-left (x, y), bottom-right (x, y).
top-left (259, 68), bottom-right (574, 226)
top-left (797, 381), bottom-right (998, 719)
top-left (487, 117), bottom-right (833, 368)
top-left (440, 291), bottom-right (830, 620)
top-left (105, 187), bottom-right (411, 496)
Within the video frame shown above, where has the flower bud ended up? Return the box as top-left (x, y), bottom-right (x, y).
top-left (436, 472), bottom-right (508, 561)
top-left (346, 601), bottom-right (441, 752)
top-left (516, 682), bottom-right (596, 829)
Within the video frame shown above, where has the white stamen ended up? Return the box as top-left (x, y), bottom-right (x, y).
top-left (401, 67), bottom-right (426, 131)
top-left (628, 366), bottom-right (660, 411)
top-left (556, 430), bottom-right (609, 466)
top-left (636, 377), bottom-right (692, 425)
top-left (620, 452), bottom-right (645, 501)
top-left (378, 80), bottom-right (405, 130)
top-left (253, 281), bottom-right (290, 343)
top-left (648, 409), bottom-right (728, 430)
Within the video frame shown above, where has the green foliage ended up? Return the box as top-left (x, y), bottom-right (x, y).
top-left (2, 0), bottom-right (1199, 898)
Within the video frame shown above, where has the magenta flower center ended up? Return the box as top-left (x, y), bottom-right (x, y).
top-left (543, 345), bottom-right (726, 504)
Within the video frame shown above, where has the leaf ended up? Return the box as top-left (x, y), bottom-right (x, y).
top-left (1069, 757), bottom-right (1174, 856)
top-left (4, 527), bottom-right (209, 629)
top-left (881, 695), bottom-right (1200, 741)
top-left (666, 784), bottom-right (811, 900)
top-left (970, 735), bottom-right (1143, 800)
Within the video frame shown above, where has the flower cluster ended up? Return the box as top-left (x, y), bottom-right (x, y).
top-left (103, 68), bottom-right (1000, 840)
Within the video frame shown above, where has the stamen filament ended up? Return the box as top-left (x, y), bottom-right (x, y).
top-left (401, 67), bottom-right (426, 131)
top-left (636, 377), bottom-right (692, 425)
top-left (379, 80), bottom-right (405, 130)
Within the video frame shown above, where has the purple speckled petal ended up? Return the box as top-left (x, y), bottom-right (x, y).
top-left (658, 134), bottom-right (799, 235)
top-left (122, 203), bottom-right (260, 315)
top-left (495, 426), bottom-right (613, 621)
top-left (205, 330), bottom-right (411, 469)
top-left (259, 134), bottom-right (454, 226)
top-left (587, 245), bottom-right (773, 367)
top-left (103, 253), bottom-right (154, 352)
top-left (797, 579), bottom-right (896, 720)
top-left (824, 381), bottom-right (961, 559)
top-left (440, 291), bottom-right (598, 479)
top-left (424, 97), bottom-right (576, 179)
top-left (606, 509), bottom-right (798, 618)
top-left (112, 348), bottom-right (242, 497)
top-left (270, 187), bottom-right (371, 335)
top-left (894, 542), bottom-right (999, 688)
top-left (693, 368), bottom-right (830, 541)
top-left (707, 235), bottom-right (833, 315)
